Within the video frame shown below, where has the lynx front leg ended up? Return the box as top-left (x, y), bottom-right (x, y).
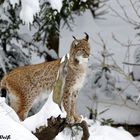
top-left (71, 91), bottom-right (81, 123)
top-left (62, 91), bottom-right (75, 124)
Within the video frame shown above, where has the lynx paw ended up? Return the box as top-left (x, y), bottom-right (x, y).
top-left (66, 116), bottom-right (75, 124)
top-left (66, 114), bottom-right (82, 124)
top-left (73, 114), bottom-right (82, 123)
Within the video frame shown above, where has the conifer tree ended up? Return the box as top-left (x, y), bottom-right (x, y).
top-left (0, 0), bottom-right (107, 78)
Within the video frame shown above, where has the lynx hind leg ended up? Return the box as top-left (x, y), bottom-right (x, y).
top-left (71, 92), bottom-right (82, 123)
top-left (8, 92), bottom-right (24, 120)
top-left (8, 89), bottom-right (31, 121)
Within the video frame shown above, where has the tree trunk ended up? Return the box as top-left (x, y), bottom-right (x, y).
top-left (47, 31), bottom-right (59, 56)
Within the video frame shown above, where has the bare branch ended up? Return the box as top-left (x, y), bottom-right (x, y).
top-left (129, 0), bottom-right (140, 19)
top-left (123, 62), bottom-right (140, 66)
top-left (112, 33), bottom-right (140, 47)
top-left (109, 0), bottom-right (140, 26)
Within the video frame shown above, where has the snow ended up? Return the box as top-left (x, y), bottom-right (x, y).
top-left (9, 0), bottom-right (63, 24)
top-left (22, 92), bottom-right (66, 132)
top-left (56, 120), bottom-right (135, 140)
top-left (8, 0), bottom-right (40, 24)
top-left (89, 124), bottom-right (135, 140)
top-left (0, 97), bottom-right (136, 140)
top-left (0, 49), bottom-right (8, 74)
top-left (81, 0), bottom-right (87, 2)
top-left (0, 98), bottom-right (38, 140)
top-left (48, 0), bottom-right (62, 12)
top-left (9, 0), bottom-right (19, 6)
top-left (0, 97), bottom-right (20, 122)
top-left (20, 0), bottom-right (40, 24)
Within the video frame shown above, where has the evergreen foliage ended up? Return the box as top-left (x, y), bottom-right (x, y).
top-left (0, 0), bottom-right (107, 78)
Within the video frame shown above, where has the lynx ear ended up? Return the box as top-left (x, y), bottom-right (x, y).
top-left (72, 35), bottom-right (79, 46)
top-left (84, 32), bottom-right (89, 41)
top-left (72, 36), bottom-right (77, 41)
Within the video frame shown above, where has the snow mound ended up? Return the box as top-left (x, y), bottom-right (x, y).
top-left (0, 98), bottom-right (38, 140)
top-left (90, 124), bottom-right (135, 140)
top-left (0, 97), bottom-right (135, 140)
top-left (0, 97), bottom-right (20, 122)
top-left (22, 92), bottom-right (66, 132)
top-left (56, 120), bottom-right (135, 140)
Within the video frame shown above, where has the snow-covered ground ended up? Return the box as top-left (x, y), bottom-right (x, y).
top-left (0, 98), bottom-right (38, 140)
top-left (0, 96), bottom-right (136, 140)
top-left (22, 92), bottom-right (66, 132)
top-left (56, 120), bottom-right (136, 140)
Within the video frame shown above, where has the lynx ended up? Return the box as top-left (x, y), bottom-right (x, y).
top-left (0, 34), bottom-right (90, 123)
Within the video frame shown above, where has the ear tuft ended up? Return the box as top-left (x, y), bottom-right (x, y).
top-left (72, 35), bottom-right (78, 46)
top-left (84, 32), bottom-right (89, 41)
top-left (72, 36), bottom-right (77, 40)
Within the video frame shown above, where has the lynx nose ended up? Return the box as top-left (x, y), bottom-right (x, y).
top-left (83, 54), bottom-right (89, 58)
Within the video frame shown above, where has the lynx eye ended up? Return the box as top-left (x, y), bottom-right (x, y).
top-left (83, 53), bottom-right (89, 58)
top-left (74, 40), bottom-right (79, 46)
top-left (76, 50), bottom-right (82, 56)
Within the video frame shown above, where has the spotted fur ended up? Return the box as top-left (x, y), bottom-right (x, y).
top-left (0, 35), bottom-right (90, 122)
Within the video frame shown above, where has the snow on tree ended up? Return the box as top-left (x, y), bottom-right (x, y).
top-left (0, 3), bottom-right (31, 78)
top-left (92, 67), bottom-right (116, 97)
top-left (90, 38), bottom-right (116, 98)
top-left (0, 0), bottom-right (107, 79)
top-left (0, 97), bottom-right (38, 140)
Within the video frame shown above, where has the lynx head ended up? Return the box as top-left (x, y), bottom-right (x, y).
top-left (69, 33), bottom-right (90, 65)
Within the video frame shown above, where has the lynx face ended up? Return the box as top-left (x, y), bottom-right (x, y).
top-left (69, 36), bottom-right (90, 65)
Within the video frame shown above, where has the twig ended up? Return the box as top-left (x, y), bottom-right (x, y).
top-left (98, 100), bottom-right (139, 111)
top-left (112, 33), bottom-right (140, 47)
top-left (123, 62), bottom-right (140, 66)
top-left (129, 0), bottom-right (140, 19)
top-left (109, 0), bottom-right (140, 26)
top-left (68, 121), bottom-right (90, 140)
